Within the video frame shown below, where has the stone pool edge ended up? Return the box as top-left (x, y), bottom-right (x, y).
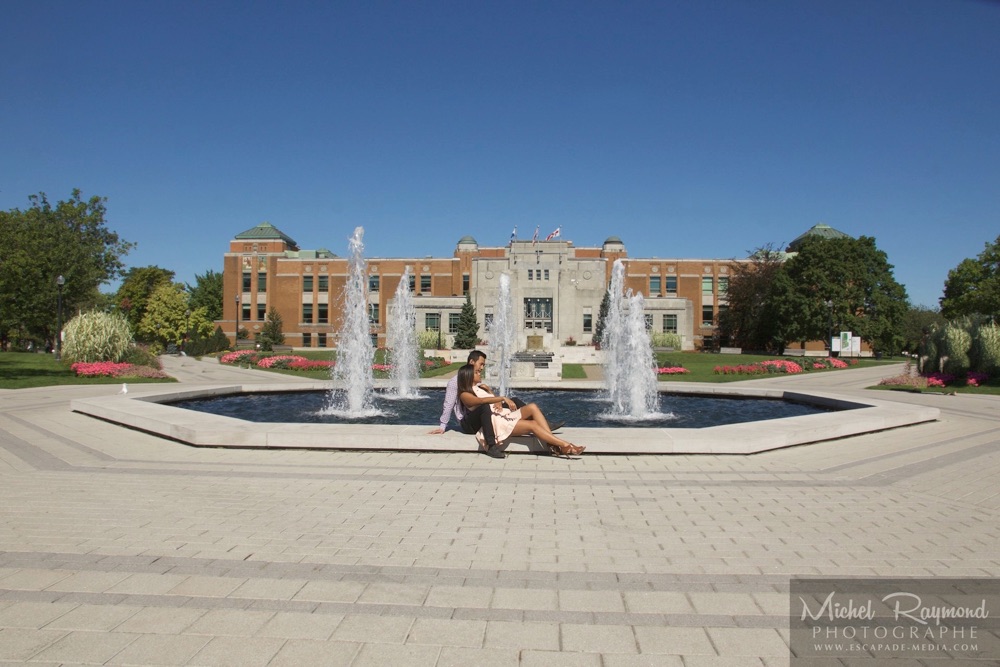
top-left (69, 381), bottom-right (939, 455)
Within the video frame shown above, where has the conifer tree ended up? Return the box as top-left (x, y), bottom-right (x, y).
top-left (256, 307), bottom-right (285, 351)
top-left (453, 294), bottom-right (480, 349)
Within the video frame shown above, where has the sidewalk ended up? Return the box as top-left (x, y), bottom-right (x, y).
top-left (0, 361), bottom-right (998, 665)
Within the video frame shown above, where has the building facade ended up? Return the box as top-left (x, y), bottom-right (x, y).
top-left (220, 222), bottom-right (744, 352)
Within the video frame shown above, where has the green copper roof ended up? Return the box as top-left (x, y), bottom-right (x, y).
top-left (603, 236), bottom-right (624, 244)
top-left (787, 223), bottom-right (852, 252)
top-left (234, 222), bottom-right (298, 249)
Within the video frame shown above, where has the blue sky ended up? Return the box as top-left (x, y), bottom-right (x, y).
top-left (3, 0), bottom-right (998, 308)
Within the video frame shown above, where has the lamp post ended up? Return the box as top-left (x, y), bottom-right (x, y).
top-left (55, 275), bottom-right (65, 360)
top-left (183, 309), bottom-right (191, 354)
top-left (234, 294), bottom-right (241, 348)
top-left (825, 299), bottom-right (833, 356)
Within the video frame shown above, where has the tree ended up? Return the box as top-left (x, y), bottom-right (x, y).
top-left (186, 269), bottom-right (224, 323)
top-left (0, 190), bottom-right (133, 350)
top-left (137, 283), bottom-right (213, 349)
top-left (255, 306), bottom-right (285, 351)
top-left (940, 235), bottom-right (1000, 320)
top-left (116, 266), bottom-right (175, 335)
top-left (592, 289), bottom-right (611, 346)
top-left (901, 305), bottom-right (946, 355)
top-left (717, 244), bottom-right (784, 353)
top-left (453, 294), bottom-right (480, 349)
top-left (769, 236), bottom-right (909, 354)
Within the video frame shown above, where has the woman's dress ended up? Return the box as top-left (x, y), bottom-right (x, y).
top-left (472, 385), bottom-right (522, 447)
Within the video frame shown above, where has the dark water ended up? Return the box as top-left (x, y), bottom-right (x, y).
top-left (169, 389), bottom-right (840, 429)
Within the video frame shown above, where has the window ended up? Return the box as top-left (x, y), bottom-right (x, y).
top-left (302, 303), bottom-right (313, 323)
top-left (524, 298), bottom-right (553, 332)
top-left (649, 275), bottom-right (661, 295)
top-left (543, 269), bottom-right (550, 280)
top-left (318, 333), bottom-right (327, 348)
top-left (718, 276), bottom-right (729, 295)
top-left (702, 276), bottom-right (713, 295)
top-left (241, 304), bottom-right (251, 321)
top-left (663, 314), bottom-right (678, 333)
top-left (665, 276), bottom-right (677, 294)
top-left (528, 270), bottom-right (534, 281)
top-left (644, 314), bottom-right (653, 330)
top-left (257, 273), bottom-right (267, 293)
top-left (368, 275), bottom-right (380, 292)
top-left (370, 334), bottom-right (378, 347)
top-left (462, 274), bottom-right (470, 294)
top-left (420, 275), bottom-right (431, 293)
top-left (448, 313), bottom-right (460, 334)
top-left (408, 274), bottom-right (416, 292)
top-left (318, 275), bottom-right (329, 293)
top-left (302, 333), bottom-right (312, 348)
top-left (583, 313), bottom-right (593, 333)
top-left (303, 275), bottom-right (313, 292)
top-left (368, 303), bottom-right (379, 325)
top-left (317, 303), bottom-right (328, 324)
top-left (242, 273), bottom-right (252, 292)
top-left (702, 305), bottom-right (714, 327)
top-left (256, 303), bottom-right (266, 321)
top-left (484, 313), bottom-right (494, 329)
top-left (425, 313), bottom-right (440, 331)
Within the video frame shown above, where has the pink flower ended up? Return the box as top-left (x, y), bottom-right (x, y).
top-left (657, 367), bottom-right (689, 375)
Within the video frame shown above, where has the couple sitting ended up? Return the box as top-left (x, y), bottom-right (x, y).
top-left (429, 351), bottom-right (584, 459)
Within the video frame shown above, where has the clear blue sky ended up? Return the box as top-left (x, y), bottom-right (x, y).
top-left (3, 1), bottom-right (998, 308)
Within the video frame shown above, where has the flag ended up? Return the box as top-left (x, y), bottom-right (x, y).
top-left (509, 226), bottom-right (517, 244)
top-left (545, 226), bottom-right (561, 241)
top-left (532, 225), bottom-right (539, 245)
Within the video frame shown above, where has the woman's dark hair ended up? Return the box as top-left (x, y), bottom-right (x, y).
top-left (456, 363), bottom-right (476, 394)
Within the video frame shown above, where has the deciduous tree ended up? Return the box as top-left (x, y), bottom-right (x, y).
top-left (940, 235), bottom-right (1000, 320)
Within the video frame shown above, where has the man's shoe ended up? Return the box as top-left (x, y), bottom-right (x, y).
top-left (549, 420), bottom-right (565, 432)
top-left (484, 446), bottom-right (506, 459)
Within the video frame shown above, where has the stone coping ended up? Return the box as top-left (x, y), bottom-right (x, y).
top-left (70, 381), bottom-right (939, 455)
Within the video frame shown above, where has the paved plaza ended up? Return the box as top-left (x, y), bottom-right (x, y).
top-left (1, 357), bottom-right (998, 665)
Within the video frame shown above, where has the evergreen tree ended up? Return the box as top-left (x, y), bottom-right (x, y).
top-left (453, 294), bottom-right (480, 349)
top-left (593, 289), bottom-right (610, 346)
top-left (256, 306), bottom-right (285, 351)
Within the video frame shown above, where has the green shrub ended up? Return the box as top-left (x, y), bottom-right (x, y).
top-left (940, 323), bottom-right (972, 376)
top-left (970, 321), bottom-right (1000, 376)
top-left (62, 311), bottom-right (134, 363)
top-left (122, 344), bottom-right (162, 369)
top-left (417, 330), bottom-right (441, 350)
top-left (651, 332), bottom-right (682, 349)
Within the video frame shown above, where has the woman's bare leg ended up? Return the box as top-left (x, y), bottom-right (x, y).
top-left (517, 403), bottom-right (551, 431)
top-left (509, 420), bottom-right (581, 454)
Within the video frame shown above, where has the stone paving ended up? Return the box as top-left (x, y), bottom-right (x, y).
top-left (0, 357), bottom-right (998, 665)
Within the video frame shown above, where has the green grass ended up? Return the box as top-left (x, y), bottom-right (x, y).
top-left (561, 363), bottom-right (588, 379)
top-left (652, 351), bottom-right (896, 383)
top-left (0, 352), bottom-right (176, 389)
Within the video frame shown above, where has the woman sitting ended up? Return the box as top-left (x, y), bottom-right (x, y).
top-left (456, 364), bottom-right (584, 458)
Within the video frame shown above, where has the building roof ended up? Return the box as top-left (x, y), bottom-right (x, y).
top-left (235, 222), bottom-right (299, 249)
top-left (786, 223), bottom-right (852, 252)
top-left (603, 236), bottom-right (624, 245)
top-left (457, 235), bottom-right (478, 245)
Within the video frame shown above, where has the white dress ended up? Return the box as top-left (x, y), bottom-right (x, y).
top-left (472, 385), bottom-right (522, 447)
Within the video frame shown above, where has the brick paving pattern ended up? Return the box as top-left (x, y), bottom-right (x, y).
top-left (0, 357), bottom-right (997, 665)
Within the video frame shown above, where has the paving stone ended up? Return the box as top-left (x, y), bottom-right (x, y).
top-left (187, 635), bottom-right (285, 667)
top-left (406, 617), bottom-right (486, 647)
top-left (106, 633), bottom-right (211, 665)
top-left (0, 628), bottom-right (67, 661)
top-left (267, 639), bottom-right (361, 666)
top-left (113, 606), bottom-right (206, 634)
top-left (561, 622), bottom-right (639, 653)
top-left (0, 601), bottom-right (77, 629)
top-left (330, 613), bottom-right (414, 643)
top-left (256, 610), bottom-right (343, 640)
top-left (30, 629), bottom-right (140, 664)
top-left (42, 603), bottom-right (141, 631)
top-left (483, 620), bottom-right (561, 650)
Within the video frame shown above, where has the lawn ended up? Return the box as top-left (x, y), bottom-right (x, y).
top-left (0, 352), bottom-right (176, 389)
top-left (652, 351), bottom-right (896, 383)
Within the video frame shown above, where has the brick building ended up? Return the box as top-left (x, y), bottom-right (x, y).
top-left (220, 222), bottom-right (747, 352)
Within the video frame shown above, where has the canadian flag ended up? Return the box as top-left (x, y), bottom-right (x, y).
top-left (545, 226), bottom-right (561, 241)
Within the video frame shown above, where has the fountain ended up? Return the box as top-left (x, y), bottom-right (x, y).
top-left (386, 266), bottom-right (421, 398)
top-left (487, 272), bottom-right (516, 397)
top-left (602, 259), bottom-right (662, 420)
top-left (325, 226), bottom-right (379, 417)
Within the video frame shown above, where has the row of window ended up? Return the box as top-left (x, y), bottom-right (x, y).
top-left (647, 275), bottom-right (728, 296)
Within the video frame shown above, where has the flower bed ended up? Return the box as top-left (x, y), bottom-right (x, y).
top-left (714, 359), bottom-right (803, 375)
top-left (657, 366), bottom-right (690, 375)
top-left (71, 362), bottom-right (169, 379)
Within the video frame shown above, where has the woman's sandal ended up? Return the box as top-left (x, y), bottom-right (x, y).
top-left (548, 443), bottom-right (584, 458)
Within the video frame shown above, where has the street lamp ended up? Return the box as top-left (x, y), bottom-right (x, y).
top-left (825, 299), bottom-right (834, 356)
top-left (183, 309), bottom-right (191, 354)
top-left (234, 294), bottom-right (241, 348)
top-left (55, 275), bottom-right (65, 360)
